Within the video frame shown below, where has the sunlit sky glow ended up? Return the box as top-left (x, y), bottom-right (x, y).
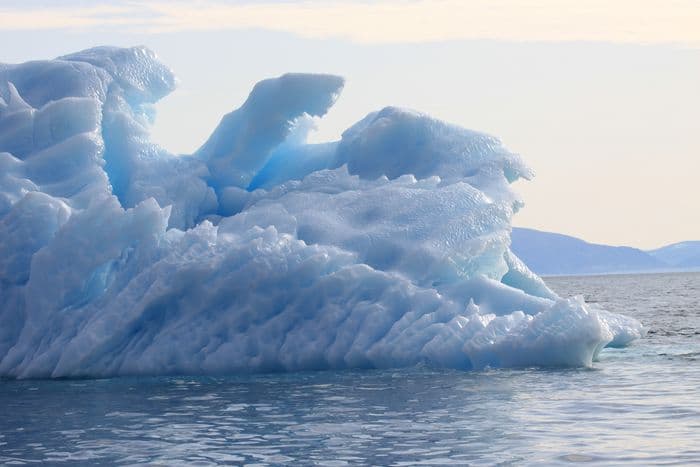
top-left (2, 0), bottom-right (700, 47)
top-left (1, 0), bottom-right (698, 248)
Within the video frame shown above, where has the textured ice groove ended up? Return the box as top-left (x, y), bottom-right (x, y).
top-left (0, 46), bottom-right (644, 378)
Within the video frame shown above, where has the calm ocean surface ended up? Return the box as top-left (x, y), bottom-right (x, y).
top-left (1, 272), bottom-right (699, 466)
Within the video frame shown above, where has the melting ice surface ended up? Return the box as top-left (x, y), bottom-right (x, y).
top-left (0, 46), bottom-right (644, 378)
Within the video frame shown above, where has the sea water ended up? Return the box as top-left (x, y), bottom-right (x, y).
top-left (1, 272), bottom-right (698, 466)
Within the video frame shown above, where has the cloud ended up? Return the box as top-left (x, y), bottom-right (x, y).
top-left (1, 0), bottom-right (698, 47)
top-left (0, 4), bottom-right (141, 30)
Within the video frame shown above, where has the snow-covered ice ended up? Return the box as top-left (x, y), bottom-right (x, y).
top-left (0, 46), bottom-right (644, 378)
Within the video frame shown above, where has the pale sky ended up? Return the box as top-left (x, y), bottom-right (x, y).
top-left (1, 0), bottom-right (698, 249)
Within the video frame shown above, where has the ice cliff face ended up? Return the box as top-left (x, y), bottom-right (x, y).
top-left (0, 46), bottom-right (644, 378)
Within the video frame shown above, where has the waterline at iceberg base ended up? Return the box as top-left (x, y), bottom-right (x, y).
top-left (0, 46), bottom-right (643, 378)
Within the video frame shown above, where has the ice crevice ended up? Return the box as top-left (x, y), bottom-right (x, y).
top-left (0, 46), bottom-right (645, 378)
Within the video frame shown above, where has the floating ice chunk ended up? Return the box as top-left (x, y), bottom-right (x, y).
top-left (0, 46), bottom-right (644, 378)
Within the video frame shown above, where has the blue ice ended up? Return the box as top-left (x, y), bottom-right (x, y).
top-left (0, 46), bottom-right (644, 378)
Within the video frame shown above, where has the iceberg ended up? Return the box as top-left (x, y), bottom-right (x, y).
top-left (0, 46), bottom-right (644, 378)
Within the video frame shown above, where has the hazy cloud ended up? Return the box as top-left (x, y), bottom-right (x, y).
top-left (1, 0), bottom-right (698, 47)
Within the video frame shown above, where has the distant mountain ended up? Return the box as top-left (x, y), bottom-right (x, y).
top-left (510, 228), bottom-right (667, 275)
top-left (648, 241), bottom-right (700, 268)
